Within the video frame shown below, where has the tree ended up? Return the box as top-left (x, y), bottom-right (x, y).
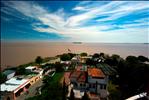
top-left (55, 62), bottom-right (64, 72)
top-left (35, 56), bottom-right (43, 65)
top-left (16, 66), bottom-right (26, 75)
top-left (70, 88), bottom-right (75, 100)
top-left (80, 52), bottom-right (88, 57)
top-left (138, 56), bottom-right (149, 62)
top-left (82, 92), bottom-right (90, 100)
top-left (126, 56), bottom-right (138, 63)
top-left (60, 54), bottom-right (71, 61)
top-left (0, 72), bottom-right (7, 84)
top-left (92, 53), bottom-right (100, 58)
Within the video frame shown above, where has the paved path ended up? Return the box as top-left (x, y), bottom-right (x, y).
top-left (16, 78), bottom-right (43, 100)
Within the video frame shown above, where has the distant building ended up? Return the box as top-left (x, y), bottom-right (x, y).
top-left (25, 66), bottom-right (43, 78)
top-left (3, 70), bottom-right (16, 80)
top-left (25, 66), bottom-right (36, 73)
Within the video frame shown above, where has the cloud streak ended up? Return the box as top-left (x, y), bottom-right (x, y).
top-left (1, 1), bottom-right (149, 43)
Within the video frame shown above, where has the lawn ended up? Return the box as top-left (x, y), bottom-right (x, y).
top-left (51, 72), bottom-right (64, 83)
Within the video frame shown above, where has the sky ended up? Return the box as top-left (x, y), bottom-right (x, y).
top-left (1, 1), bottom-right (149, 43)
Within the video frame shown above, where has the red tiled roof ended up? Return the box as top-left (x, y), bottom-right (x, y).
top-left (88, 68), bottom-right (105, 78)
top-left (70, 71), bottom-right (87, 83)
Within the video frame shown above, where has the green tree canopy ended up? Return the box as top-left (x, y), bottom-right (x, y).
top-left (0, 72), bottom-right (7, 84)
top-left (60, 53), bottom-right (71, 61)
top-left (92, 53), bottom-right (100, 58)
top-left (80, 52), bottom-right (88, 57)
top-left (138, 56), bottom-right (149, 62)
top-left (16, 66), bottom-right (26, 75)
top-left (35, 56), bottom-right (43, 65)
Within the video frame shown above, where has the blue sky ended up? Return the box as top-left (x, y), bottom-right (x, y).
top-left (1, 1), bottom-right (149, 43)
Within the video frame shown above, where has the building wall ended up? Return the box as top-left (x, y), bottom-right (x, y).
top-left (29, 75), bottom-right (40, 85)
top-left (88, 76), bottom-right (108, 84)
top-left (1, 92), bottom-right (15, 100)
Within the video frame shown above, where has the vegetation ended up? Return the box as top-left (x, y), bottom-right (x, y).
top-left (86, 53), bottom-right (149, 99)
top-left (35, 56), bottom-right (43, 65)
top-left (15, 66), bottom-right (26, 75)
top-left (54, 62), bottom-right (64, 72)
top-left (60, 53), bottom-right (76, 61)
top-left (82, 92), bottom-right (90, 100)
top-left (60, 53), bottom-right (71, 61)
top-left (80, 52), bottom-right (88, 56)
top-left (27, 72), bottom-right (64, 100)
top-left (0, 72), bottom-right (7, 84)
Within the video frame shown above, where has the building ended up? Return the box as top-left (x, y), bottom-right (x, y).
top-left (25, 66), bottom-right (36, 73)
top-left (88, 68), bottom-right (109, 98)
top-left (3, 70), bottom-right (16, 80)
top-left (69, 66), bottom-right (109, 99)
top-left (25, 66), bottom-right (43, 78)
top-left (0, 71), bottom-right (42, 100)
top-left (0, 77), bottom-right (30, 100)
top-left (80, 56), bottom-right (92, 63)
top-left (70, 71), bottom-right (87, 90)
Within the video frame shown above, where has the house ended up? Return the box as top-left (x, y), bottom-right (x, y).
top-left (69, 66), bottom-right (109, 99)
top-left (87, 68), bottom-right (109, 98)
top-left (69, 71), bottom-right (87, 89)
top-left (3, 70), bottom-right (16, 80)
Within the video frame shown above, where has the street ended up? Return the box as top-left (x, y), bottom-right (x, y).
top-left (16, 78), bottom-right (43, 100)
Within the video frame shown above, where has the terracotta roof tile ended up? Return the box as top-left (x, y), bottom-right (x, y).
top-left (88, 68), bottom-right (105, 78)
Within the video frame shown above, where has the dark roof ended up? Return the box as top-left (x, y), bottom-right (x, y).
top-left (3, 70), bottom-right (15, 75)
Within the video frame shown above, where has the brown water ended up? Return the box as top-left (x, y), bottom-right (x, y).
top-left (1, 42), bottom-right (149, 69)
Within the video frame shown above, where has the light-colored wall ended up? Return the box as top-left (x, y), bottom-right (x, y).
top-left (88, 76), bottom-right (108, 84)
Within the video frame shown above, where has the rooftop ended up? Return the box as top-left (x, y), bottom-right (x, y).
top-left (88, 68), bottom-right (105, 78)
top-left (70, 71), bottom-right (87, 83)
top-left (25, 66), bottom-right (36, 70)
top-left (0, 77), bottom-right (29, 92)
top-left (3, 70), bottom-right (15, 75)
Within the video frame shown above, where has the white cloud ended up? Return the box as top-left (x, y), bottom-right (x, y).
top-left (2, 1), bottom-right (149, 43)
top-left (73, 6), bottom-right (86, 11)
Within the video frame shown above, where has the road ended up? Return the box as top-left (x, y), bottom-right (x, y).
top-left (16, 78), bottom-right (43, 100)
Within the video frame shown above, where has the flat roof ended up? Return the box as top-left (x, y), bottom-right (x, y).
top-left (25, 66), bottom-right (36, 70)
top-left (3, 70), bottom-right (15, 75)
top-left (0, 77), bottom-right (29, 92)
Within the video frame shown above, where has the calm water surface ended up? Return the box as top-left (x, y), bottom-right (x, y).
top-left (1, 42), bottom-right (149, 69)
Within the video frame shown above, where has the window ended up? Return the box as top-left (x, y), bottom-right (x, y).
top-left (80, 84), bottom-right (82, 87)
top-left (100, 84), bottom-right (103, 89)
top-left (89, 84), bottom-right (91, 88)
top-left (104, 85), bottom-right (107, 89)
top-left (93, 84), bottom-right (96, 88)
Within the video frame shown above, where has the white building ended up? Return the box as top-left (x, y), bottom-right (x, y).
top-left (0, 77), bottom-right (30, 100)
top-left (25, 66), bottom-right (36, 73)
